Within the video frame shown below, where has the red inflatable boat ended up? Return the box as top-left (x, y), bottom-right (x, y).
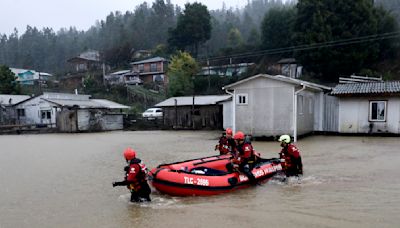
top-left (149, 154), bottom-right (282, 196)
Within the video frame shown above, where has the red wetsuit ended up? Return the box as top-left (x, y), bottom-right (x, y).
top-left (279, 144), bottom-right (303, 177)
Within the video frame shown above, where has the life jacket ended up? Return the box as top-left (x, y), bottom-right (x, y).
top-left (234, 142), bottom-right (257, 164)
top-left (280, 144), bottom-right (300, 170)
top-left (126, 158), bottom-right (147, 191)
top-left (218, 136), bottom-right (231, 155)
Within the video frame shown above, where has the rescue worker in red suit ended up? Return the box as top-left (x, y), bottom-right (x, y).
top-left (278, 135), bottom-right (303, 177)
top-left (112, 148), bottom-right (151, 202)
top-left (231, 131), bottom-right (258, 184)
top-left (215, 128), bottom-right (236, 155)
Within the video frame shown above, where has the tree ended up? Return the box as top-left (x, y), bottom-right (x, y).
top-left (293, 0), bottom-right (399, 81)
top-left (168, 3), bottom-right (211, 56)
top-left (0, 65), bottom-right (20, 94)
top-left (167, 51), bottom-right (199, 97)
top-left (227, 28), bottom-right (244, 48)
top-left (261, 7), bottom-right (296, 50)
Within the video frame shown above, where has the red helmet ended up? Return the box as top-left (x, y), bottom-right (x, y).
top-left (234, 131), bottom-right (245, 140)
top-left (123, 147), bottom-right (136, 160)
top-left (226, 128), bottom-right (233, 136)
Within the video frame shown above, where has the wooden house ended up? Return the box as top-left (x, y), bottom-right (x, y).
top-left (155, 95), bottom-right (231, 129)
top-left (130, 57), bottom-right (168, 85)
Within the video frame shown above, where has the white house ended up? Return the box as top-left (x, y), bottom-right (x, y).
top-left (14, 92), bottom-right (129, 132)
top-left (330, 81), bottom-right (400, 134)
top-left (222, 74), bottom-right (332, 141)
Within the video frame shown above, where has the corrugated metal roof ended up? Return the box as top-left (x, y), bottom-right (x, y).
top-left (0, 95), bottom-right (31, 105)
top-left (155, 95), bottom-right (231, 107)
top-left (14, 93), bottom-right (128, 109)
top-left (92, 99), bottom-right (129, 109)
top-left (110, 70), bottom-right (131, 75)
top-left (130, 57), bottom-right (166, 65)
top-left (43, 92), bottom-right (91, 101)
top-left (331, 81), bottom-right (400, 95)
top-left (43, 98), bottom-right (104, 108)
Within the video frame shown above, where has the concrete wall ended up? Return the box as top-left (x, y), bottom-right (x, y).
top-left (338, 97), bottom-right (400, 134)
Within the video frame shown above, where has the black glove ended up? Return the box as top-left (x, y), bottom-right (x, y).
top-left (112, 182), bottom-right (117, 187)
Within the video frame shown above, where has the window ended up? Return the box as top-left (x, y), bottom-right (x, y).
top-left (369, 101), bottom-right (386, 122)
top-left (309, 98), bottom-right (313, 114)
top-left (41, 110), bottom-right (51, 120)
top-left (236, 94), bottom-right (248, 105)
top-left (17, 109), bottom-right (25, 117)
top-left (138, 64), bottom-right (144, 72)
top-left (150, 63), bottom-right (157, 72)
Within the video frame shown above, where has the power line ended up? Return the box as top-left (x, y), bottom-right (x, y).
top-left (197, 31), bottom-right (400, 63)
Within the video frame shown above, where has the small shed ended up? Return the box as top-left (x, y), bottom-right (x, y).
top-left (155, 95), bottom-right (231, 129)
top-left (223, 74), bottom-right (332, 141)
top-left (331, 81), bottom-right (400, 134)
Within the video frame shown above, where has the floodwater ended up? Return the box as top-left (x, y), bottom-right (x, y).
top-left (0, 131), bottom-right (399, 228)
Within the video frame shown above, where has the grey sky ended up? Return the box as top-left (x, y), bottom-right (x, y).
top-left (0, 0), bottom-right (246, 36)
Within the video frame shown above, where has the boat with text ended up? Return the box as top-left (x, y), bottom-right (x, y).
top-left (149, 154), bottom-right (282, 196)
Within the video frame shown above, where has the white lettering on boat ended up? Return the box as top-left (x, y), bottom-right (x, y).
top-left (183, 176), bottom-right (209, 186)
top-left (261, 164), bottom-right (282, 174)
top-left (239, 175), bottom-right (248, 182)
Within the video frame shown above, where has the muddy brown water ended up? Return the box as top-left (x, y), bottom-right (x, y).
top-left (0, 131), bottom-right (399, 228)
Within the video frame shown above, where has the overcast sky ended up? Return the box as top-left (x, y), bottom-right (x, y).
top-left (0, 0), bottom-right (246, 35)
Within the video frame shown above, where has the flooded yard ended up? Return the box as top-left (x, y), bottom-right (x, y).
top-left (0, 131), bottom-right (399, 227)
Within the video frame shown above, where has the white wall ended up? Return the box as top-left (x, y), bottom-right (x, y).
top-left (339, 97), bottom-right (400, 134)
top-left (221, 100), bottom-right (232, 130)
top-left (15, 97), bottom-right (57, 125)
top-left (225, 76), bottom-right (327, 137)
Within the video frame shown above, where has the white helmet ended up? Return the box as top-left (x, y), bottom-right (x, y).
top-left (278, 135), bottom-right (291, 144)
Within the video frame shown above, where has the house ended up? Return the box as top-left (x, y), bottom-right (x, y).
top-left (155, 95), bottom-right (231, 129)
top-left (104, 70), bottom-right (143, 85)
top-left (130, 57), bottom-right (168, 85)
top-left (0, 95), bottom-right (31, 124)
top-left (222, 74), bottom-right (332, 141)
top-left (11, 68), bottom-right (53, 86)
top-left (67, 50), bottom-right (101, 72)
top-left (14, 92), bottom-right (129, 132)
top-left (269, 58), bottom-right (302, 79)
top-left (330, 81), bottom-right (400, 134)
top-left (198, 63), bottom-right (255, 77)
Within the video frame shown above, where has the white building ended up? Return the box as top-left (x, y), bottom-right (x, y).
top-left (14, 92), bottom-right (129, 132)
top-left (331, 81), bottom-right (400, 134)
top-left (222, 74), bottom-right (332, 141)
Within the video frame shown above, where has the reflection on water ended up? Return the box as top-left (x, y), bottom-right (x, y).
top-left (0, 132), bottom-right (399, 228)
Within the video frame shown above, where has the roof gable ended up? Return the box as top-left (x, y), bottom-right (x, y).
top-left (223, 74), bottom-right (331, 91)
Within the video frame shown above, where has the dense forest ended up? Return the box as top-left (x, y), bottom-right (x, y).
top-left (0, 0), bottom-right (400, 83)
